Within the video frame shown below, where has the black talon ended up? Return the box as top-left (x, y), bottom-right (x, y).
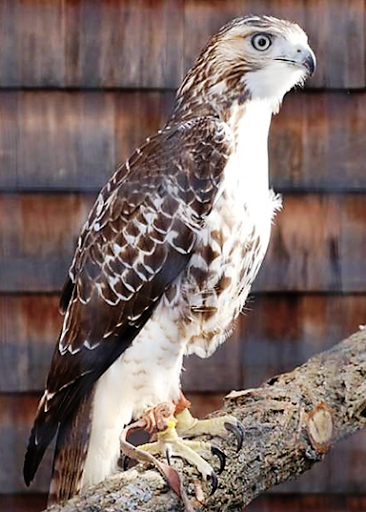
top-left (165, 447), bottom-right (172, 466)
top-left (211, 446), bottom-right (226, 474)
top-left (224, 420), bottom-right (244, 451)
top-left (118, 454), bottom-right (131, 471)
top-left (207, 471), bottom-right (218, 496)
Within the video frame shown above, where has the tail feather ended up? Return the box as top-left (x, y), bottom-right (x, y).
top-left (23, 390), bottom-right (94, 505)
top-left (23, 400), bottom-right (59, 487)
top-left (23, 429), bottom-right (55, 487)
top-left (48, 391), bottom-right (94, 506)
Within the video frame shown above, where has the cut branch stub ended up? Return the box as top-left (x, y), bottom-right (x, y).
top-left (305, 402), bottom-right (333, 454)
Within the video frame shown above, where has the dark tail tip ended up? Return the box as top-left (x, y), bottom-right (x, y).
top-left (23, 421), bottom-right (57, 486)
top-left (23, 434), bottom-right (37, 486)
top-left (23, 430), bottom-right (45, 486)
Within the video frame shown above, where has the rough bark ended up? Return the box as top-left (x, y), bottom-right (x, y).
top-left (46, 328), bottom-right (366, 512)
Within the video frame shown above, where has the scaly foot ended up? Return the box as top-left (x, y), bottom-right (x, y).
top-left (175, 408), bottom-right (244, 451)
top-left (119, 399), bottom-right (244, 510)
top-left (120, 402), bottom-right (195, 510)
top-left (138, 422), bottom-right (224, 493)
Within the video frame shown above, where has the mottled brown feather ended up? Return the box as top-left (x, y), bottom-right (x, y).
top-left (24, 116), bottom-right (233, 489)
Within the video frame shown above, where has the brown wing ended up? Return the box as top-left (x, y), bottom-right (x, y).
top-left (23, 116), bottom-right (233, 485)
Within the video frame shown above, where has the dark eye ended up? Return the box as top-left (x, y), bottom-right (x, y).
top-left (251, 34), bottom-right (272, 51)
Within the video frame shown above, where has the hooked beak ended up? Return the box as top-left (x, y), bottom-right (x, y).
top-left (276, 46), bottom-right (316, 77)
top-left (301, 48), bottom-right (316, 76)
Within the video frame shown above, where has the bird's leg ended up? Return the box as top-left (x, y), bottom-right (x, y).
top-left (119, 402), bottom-right (219, 511)
top-left (174, 394), bottom-right (244, 451)
top-left (119, 402), bottom-right (195, 511)
top-left (121, 393), bottom-right (243, 493)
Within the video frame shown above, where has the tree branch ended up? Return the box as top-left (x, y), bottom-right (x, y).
top-left (46, 329), bottom-right (366, 512)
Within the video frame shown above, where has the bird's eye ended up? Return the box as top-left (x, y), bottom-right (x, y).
top-left (251, 34), bottom-right (272, 51)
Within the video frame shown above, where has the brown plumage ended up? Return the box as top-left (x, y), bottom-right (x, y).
top-left (24, 15), bottom-right (315, 504)
top-left (24, 117), bottom-right (232, 501)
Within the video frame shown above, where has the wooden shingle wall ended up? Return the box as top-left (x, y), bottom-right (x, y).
top-left (0, 1), bottom-right (366, 511)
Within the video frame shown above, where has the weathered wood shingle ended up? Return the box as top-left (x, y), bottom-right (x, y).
top-left (0, 0), bottom-right (184, 88)
top-left (2, 91), bottom-right (366, 192)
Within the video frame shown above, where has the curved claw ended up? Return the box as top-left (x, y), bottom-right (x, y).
top-left (207, 471), bottom-right (218, 496)
top-left (118, 454), bottom-right (131, 471)
top-left (211, 446), bottom-right (226, 474)
top-left (165, 446), bottom-right (172, 466)
top-left (224, 420), bottom-right (244, 451)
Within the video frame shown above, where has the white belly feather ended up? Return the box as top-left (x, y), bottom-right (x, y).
top-left (82, 302), bottom-right (186, 488)
top-left (82, 99), bottom-right (280, 488)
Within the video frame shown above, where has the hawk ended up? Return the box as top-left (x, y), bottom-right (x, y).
top-left (24, 15), bottom-right (315, 508)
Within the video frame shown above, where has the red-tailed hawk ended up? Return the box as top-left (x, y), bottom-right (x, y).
top-left (24, 14), bottom-right (315, 508)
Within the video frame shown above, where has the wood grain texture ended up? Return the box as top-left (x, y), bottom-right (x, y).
top-left (2, 91), bottom-right (366, 193)
top-left (17, 92), bottom-right (116, 191)
top-left (256, 194), bottom-right (366, 293)
top-left (64, 0), bottom-right (184, 88)
top-left (184, 0), bottom-right (365, 89)
top-left (270, 91), bottom-right (366, 192)
top-left (239, 294), bottom-right (366, 389)
top-left (0, 295), bottom-right (62, 392)
top-left (1, 193), bottom-right (364, 293)
top-left (0, 91), bottom-right (175, 192)
top-left (0, 0), bottom-right (183, 88)
top-left (0, 394), bottom-right (52, 494)
top-left (0, 0), bottom-right (363, 89)
top-left (0, 194), bottom-right (94, 292)
top-left (305, 0), bottom-right (365, 88)
top-left (0, 93), bottom-right (17, 189)
top-left (0, 0), bottom-right (65, 87)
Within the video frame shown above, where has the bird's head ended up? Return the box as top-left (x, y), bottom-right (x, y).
top-left (177, 15), bottom-right (316, 115)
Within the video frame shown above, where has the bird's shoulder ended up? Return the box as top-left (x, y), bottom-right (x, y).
top-left (53, 114), bottom-right (233, 377)
top-left (63, 115), bottom-right (234, 305)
